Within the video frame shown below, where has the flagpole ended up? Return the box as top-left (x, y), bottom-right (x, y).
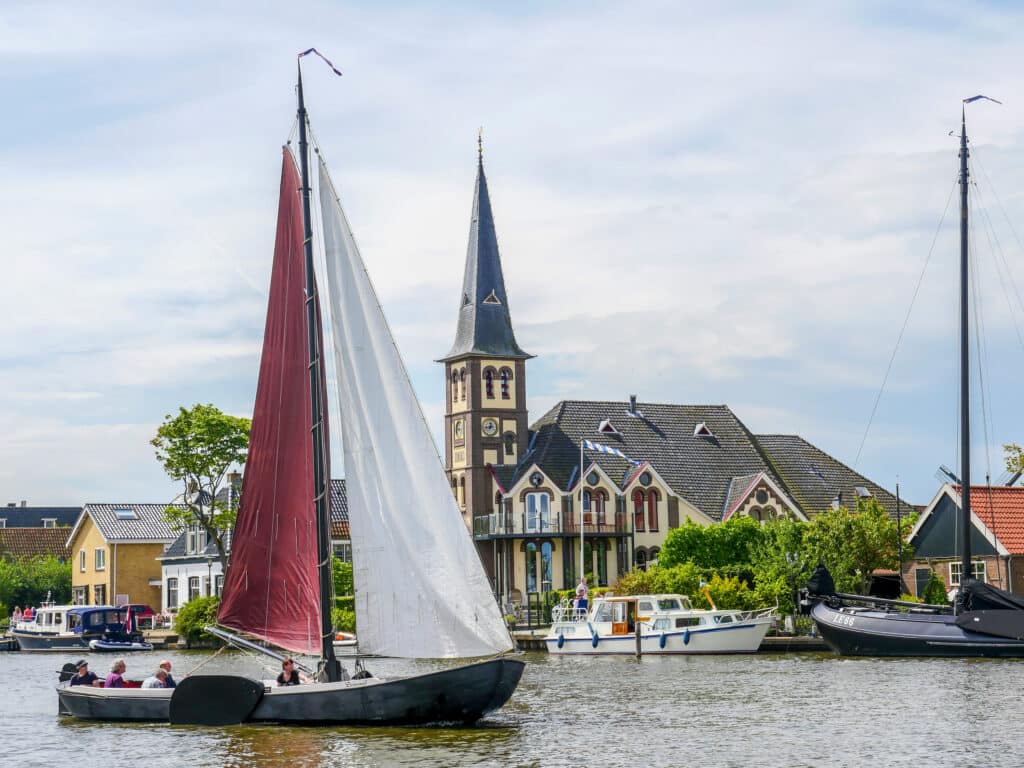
top-left (579, 439), bottom-right (585, 586)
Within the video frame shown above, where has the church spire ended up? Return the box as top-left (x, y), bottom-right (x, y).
top-left (439, 142), bottom-right (532, 362)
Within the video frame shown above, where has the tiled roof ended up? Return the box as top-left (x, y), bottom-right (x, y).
top-left (330, 479), bottom-right (349, 540)
top-left (517, 400), bottom-right (785, 521)
top-left (960, 485), bottom-right (1024, 554)
top-left (80, 504), bottom-right (179, 544)
top-left (0, 507), bottom-right (80, 527)
top-left (0, 528), bottom-right (70, 560)
top-left (755, 435), bottom-right (900, 516)
top-left (439, 159), bottom-right (531, 362)
top-left (723, 473), bottom-right (763, 519)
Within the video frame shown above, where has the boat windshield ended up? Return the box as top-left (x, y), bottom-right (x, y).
top-left (656, 598), bottom-right (682, 611)
top-left (593, 602), bottom-right (613, 622)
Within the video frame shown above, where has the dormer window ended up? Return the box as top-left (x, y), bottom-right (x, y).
top-left (482, 290), bottom-right (502, 305)
top-left (597, 419), bottom-right (620, 435)
top-left (854, 486), bottom-right (872, 499)
top-left (42, 518), bottom-right (56, 528)
top-left (693, 422), bottom-right (715, 439)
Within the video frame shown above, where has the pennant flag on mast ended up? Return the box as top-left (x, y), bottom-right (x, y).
top-left (963, 94), bottom-right (1002, 105)
top-left (298, 48), bottom-right (343, 76)
top-left (582, 439), bottom-right (640, 464)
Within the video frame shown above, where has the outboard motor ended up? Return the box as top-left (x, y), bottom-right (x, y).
top-left (806, 563), bottom-right (836, 598)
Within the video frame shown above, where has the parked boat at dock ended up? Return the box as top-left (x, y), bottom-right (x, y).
top-left (545, 594), bottom-right (776, 655)
top-left (13, 606), bottom-right (147, 652)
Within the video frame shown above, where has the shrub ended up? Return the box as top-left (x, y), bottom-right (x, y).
top-left (174, 595), bottom-right (221, 647)
top-left (920, 570), bottom-right (949, 606)
top-left (331, 606), bottom-right (356, 633)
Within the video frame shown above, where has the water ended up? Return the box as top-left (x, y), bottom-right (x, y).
top-left (3, 648), bottom-right (1023, 767)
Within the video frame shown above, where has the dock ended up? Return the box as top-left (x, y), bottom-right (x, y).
top-left (512, 630), bottom-right (829, 653)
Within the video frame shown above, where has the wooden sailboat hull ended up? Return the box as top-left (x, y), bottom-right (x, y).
top-left (812, 600), bottom-right (1024, 657)
top-left (57, 657), bottom-right (525, 725)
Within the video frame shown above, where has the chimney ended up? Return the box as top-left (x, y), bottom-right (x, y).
top-left (628, 394), bottom-right (637, 416)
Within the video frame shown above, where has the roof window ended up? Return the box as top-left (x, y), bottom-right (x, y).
top-left (483, 290), bottom-right (502, 305)
top-left (854, 486), bottom-right (872, 499)
top-left (113, 508), bottom-right (138, 520)
top-left (597, 419), bottom-right (620, 435)
top-left (693, 422), bottom-right (715, 439)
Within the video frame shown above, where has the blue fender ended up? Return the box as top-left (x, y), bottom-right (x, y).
top-left (557, 634), bottom-right (565, 649)
top-left (659, 632), bottom-right (667, 649)
top-left (683, 628), bottom-right (690, 645)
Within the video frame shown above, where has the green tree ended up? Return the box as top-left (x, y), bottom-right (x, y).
top-left (749, 517), bottom-right (811, 613)
top-left (0, 555), bottom-right (71, 610)
top-left (174, 595), bottom-right (221, 646)
top-left (151, 404), bottom-right (251, 570)
top-left (659, 516), bottom-right (764, 569)
top-left (1004, 443), bottom-right (1024, 475)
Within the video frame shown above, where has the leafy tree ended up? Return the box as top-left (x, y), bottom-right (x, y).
top-left (1004, 443), bottom-right (1024, 475)
top-left (750, 517), bottom-right (811, 613)
top-left (659, 516), bottom-right (764, 570)
top-left (151, 404), bottom-right (251, 570)
top-left (0, 555), bottom-right (71, 610)
top-left (920, 570), bottom-right (949, 606)
top-left (174, 595), bottom-right (221, 646)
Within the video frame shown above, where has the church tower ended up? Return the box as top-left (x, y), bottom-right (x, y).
top-left (439, 141), bottom-right (532, 552)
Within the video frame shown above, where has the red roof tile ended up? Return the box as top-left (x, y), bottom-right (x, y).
top-left (956, 485), bottom-right (1024, 555)
top-left (0, 528), bottom-right (71, 560)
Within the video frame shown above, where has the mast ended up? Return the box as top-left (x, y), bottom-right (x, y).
top-left (958, 106), bottom-right (972, 600)
top-left (297, 62), bottom-right (341, 681)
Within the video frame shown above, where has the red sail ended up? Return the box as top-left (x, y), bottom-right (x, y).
top-left (218, 150), bottom-right (324, 656)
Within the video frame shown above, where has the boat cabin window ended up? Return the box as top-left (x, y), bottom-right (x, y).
top-left (68, 614), bottom-right (82, 632)
top-left (652, 618), bottom-right (671, 630)
top-left (637, 601), bottom-right (653, 613)
top-left (716, 614), bottom-right (734, 624)
top-left (52, 613), bottom-right (62, 626)
top-left (676, 617), bottom-right (701, 628)
top-left (656, 598), bottom-right (681, 611)
top-left (593, 602), bottom-right (613, 622)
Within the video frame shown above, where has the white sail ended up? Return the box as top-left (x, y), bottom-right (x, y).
top-left (318, 159), bottom-right (513, 658)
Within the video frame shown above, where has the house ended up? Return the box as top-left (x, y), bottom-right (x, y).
top-left (0, 503), bottom-right (80, 528)
top-left (158, 479), bottom-right (351, 614)
top-left (905, 483), bottom-right (1024, 597)
top-left (0, 528), bottom-right (71, 561)
top-left (439, 149), bottom-right (900, 604)
top-left (66, 504), bottom-right (178, 607)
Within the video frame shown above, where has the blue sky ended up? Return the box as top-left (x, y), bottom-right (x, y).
top-left (2, 1), bottom-right (1024, 507)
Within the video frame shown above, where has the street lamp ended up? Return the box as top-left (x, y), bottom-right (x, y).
top-left (206, 555), bottom-right (213, 597)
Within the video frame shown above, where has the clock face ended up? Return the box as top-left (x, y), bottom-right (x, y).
top-left (482, 418), bottom-right (498, 437)
top-left (454, 420), bottom-right (464, 439)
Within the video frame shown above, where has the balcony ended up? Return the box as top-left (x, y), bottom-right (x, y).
top-left (473, 511), bottom-right (630, 539)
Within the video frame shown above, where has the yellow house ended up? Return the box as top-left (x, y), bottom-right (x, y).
top-left (66, 504), bottom-right (178, 608)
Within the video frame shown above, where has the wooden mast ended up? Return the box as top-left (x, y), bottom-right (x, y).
top-left (958, 106), bottom-right (972, 604)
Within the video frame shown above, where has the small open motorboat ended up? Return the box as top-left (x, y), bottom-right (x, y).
top-left (545, 593), bottom-right (776, 655)
top-left (88, 638), bottom-right (154, 653)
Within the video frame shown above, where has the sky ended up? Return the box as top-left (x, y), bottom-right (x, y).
top-left (2, 0), bottom-right (1024, 508)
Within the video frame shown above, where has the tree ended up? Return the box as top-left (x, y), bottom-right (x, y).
top-left (659, 516), bottom-right (764, 570)
top-left (0, 555), bottom-right (71, 611)
top-left (1004, 443), bottom-right (1024, 476)
top-left (151, 404), bottom-right (251, 570)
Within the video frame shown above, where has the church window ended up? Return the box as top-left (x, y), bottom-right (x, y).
top-left (451, 371), bottom-right (459, 402)
top-left (633, 490), bottom-right (645, 532)
top-left (484, 369), bottom-right (494, 399)
top-left (459, 476), bottom-right (465, 508)
top-left (500, 368), bottom-right (511, 399)
top-left (503, 432), bottom-right (515, 456)
top-left (459, 368), bottom-right (466, 401)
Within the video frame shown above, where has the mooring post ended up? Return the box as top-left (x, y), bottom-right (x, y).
top-left (635, 621), bottom-right (642, 659)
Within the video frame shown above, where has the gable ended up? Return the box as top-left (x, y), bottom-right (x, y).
top-left (911, 493), bottom-right (999, 558)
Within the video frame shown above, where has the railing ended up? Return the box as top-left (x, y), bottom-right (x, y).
top-left (474, 511), bottom-right (632, 537)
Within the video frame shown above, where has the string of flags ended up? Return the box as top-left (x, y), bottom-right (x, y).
top-left (582, 439), bottom-right (640, 465)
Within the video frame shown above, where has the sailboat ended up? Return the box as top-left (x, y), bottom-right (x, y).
top-left (807, 99), bottom-right (1024, 657)
top-left (57, 53), bottom-right (524, 724)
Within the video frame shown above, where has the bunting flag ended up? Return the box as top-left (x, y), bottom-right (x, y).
top-left (582, 439), bottom-right (640, 464)
top-left (298, 48), bottom-right (343, 76)
top-left (963, 95), bottom-right (1002, 105)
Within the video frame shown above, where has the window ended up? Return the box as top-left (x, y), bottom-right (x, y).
top-left (504, 432), bottom-right (516, 457)
top-left (72, 586), bottom-right (87, 606)
top-left (113, 507), bottom-right (137, 520)
top-left (484, 369), bottom-right (495, 399)
top-left (332, 542), bottom-right (352, 562)
top-left (500, 368), bottom-right (511, 399)
top-left (451, 371), bottom-right (459, 403)
top-left (459, 477), bottom-right (465, 508)
top-left (633, 490), bottom-right (646, 532)
top-left (596, 540), bottom-right (608, 586)
top-left (657, 598), bottom-right (682, 610)
top-left (638, 601), bottom-right (653, 613)
top-left (597, 419), bottom-right (620, 435)
top-left (95, 548), bottom-right (106, 571)
top-left (215, 575), bottom-right (224, 597)
top-left (582, 490), bottom-right (592, 525)
top-left (79, 549), bottom-right (86, 573)
top-left (636, 549), bottom-right (647, 571)
top-left (541, 542), bottom-right (553, 592)
top-left (188, 576), bottom-right (201, 601)
top-left (647, 491), bottom-right (658, 532)
top-left (42, 518), bottom-right (56, 528)
top-left (0, 519), bottom-right (5, 528)
top-left (526, 493), bottom-right (550, 532)
top-left (755, 489), bottom-right (769, 504)
top-left (526, 542), bottom-right (537, 593)
top-left (459, 368), bottom-right (466, 401)
top-left (593, 492), bottom-right (606, 526)
top-left (93, 584), bottom-right (106, 605)
top-left (167, 578), bottom-right (179, 610)
top-left (949, 561), bottom-right (986, 586)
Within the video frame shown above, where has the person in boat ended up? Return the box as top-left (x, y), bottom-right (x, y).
top-left (576, 577), bottom-right (589, 600)
top-left (104, 659), bottom-right (127, 688)
top-left (69, 660), bottom-right (102, 687)
top-left (159, 660), bottom-right (177, 688)
top-left (11, 606), bottom-right (22, 625)
top-left (276, 658), bottom-right (306, 686)
top-left (23, 606), bottom-right (33, 622)
top-left (141, 668), bottom-right (168, 689)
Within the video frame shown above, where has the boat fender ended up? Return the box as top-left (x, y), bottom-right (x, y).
top-left (592, 633), bottom-right (599, 648)
top-left (557, 634), bottom-right (565, 649)
top-left (659, 632), bottom-right (667, 649)
top-left (683, 628), bottom-right (690, 645)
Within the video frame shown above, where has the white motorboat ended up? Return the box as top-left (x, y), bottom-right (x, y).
top-left (545, 594), bottom-right (776, 655)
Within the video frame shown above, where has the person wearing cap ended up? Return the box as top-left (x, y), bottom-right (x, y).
top-left (142, 668), bottom-right (168, 689)
top-left (69, 660), bottom-right (102, 687)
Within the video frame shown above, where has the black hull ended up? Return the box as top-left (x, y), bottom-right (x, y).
top-left (812, 600), bottom-right (1024, 658)
top-left (58, 657), bottom-right (525, 725)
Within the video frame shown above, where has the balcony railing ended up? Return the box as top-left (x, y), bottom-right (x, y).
top-left (473, 511), bottom-right (631, 537)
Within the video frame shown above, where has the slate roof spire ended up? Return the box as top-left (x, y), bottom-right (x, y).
top-left (439, 139), bottom-right (532, 361)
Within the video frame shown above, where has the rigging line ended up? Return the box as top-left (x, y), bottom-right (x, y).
top-left (968, 186), bottom-right (993, 493)
top-left (972, 180), bottom-right (1024, 354)
top-left (972, 150), bottom-right (1024, 327)
top-left (853, 179), bottom-right (958, 469)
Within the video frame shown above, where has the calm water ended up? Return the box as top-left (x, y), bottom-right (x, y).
top-left (2, 647), bottom-right (1022, 767)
